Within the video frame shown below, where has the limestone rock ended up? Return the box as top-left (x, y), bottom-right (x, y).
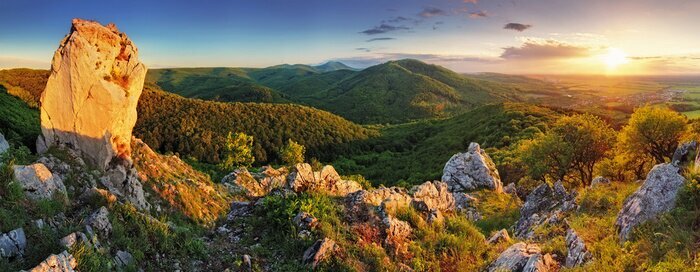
top-left (222, 168), bottom-right (266, 197)
top-left (590, 176), bottom-right (610, 187)
top-left (487, 229), bottom-right (511, 245)
top-left (39, 19), bottom-right (147, 170)
top-left (114, 250), bottom-right (134, 268)
top-left (23, 250), bottom-right (77, 272)
top-left (13, 163), bottom-right (67, 200)
top-left (0, 228), bottom-right (26, 258)
top-left (345, 187), bottom-right (411, 222)
top-left (411, 181), bottom-right (456, 213)
top-left (226, 201), bottom-right (254, 222)
top-left (615, 163), bottom-right (685, 242)
top-left (442, 142), bottom-right (503, 193)
top-left (514, 181), bottom-right (577, 239)
top-left (565, 228), bottom-right (592, 268)
top-left (288, 164), bottom-right (361, 196)
top-left (487, 242), bottom-right (556, 272)
top-left (453, 192), bottom-right (481, 221)
top-left (672, 141), bottom-right (697, 166)
top-left (59, 232), bottom-right (89, 249)
top-left (99, 163), bottom-right (150, 210)
top-left (294, 212), bottom-right (319, 230)
top-left (0, 132), bottom-right (8, 155)
top-left (303, 238), bottom-right (336, 268)
top-left (86, 206), bottom-right (112, 238)
top-left (504, 182), bottom-right (518, 197)
top-left (382, 215), bottom-right (412, 257)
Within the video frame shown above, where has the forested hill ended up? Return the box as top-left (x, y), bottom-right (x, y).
top-left (146, 59), bottom-right (527, 124)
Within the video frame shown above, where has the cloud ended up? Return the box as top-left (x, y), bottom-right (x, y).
top-left (355, 48), bottom-right (371, 52)
top-left (366, 37), bottom-right (396, 42)
top-left (469, 11), bottom-right (488, 18)
top-left (500, 40), bottom-right (590, 59)
top-left (360, 24), bottom-right (410, 35)
top-left (504, 23), bottom-right (532, 32)
top-left (384, 16), bottom-right (411, 23)
top-left (419, 7), bottom-right (448, 18)
top-left (463, 0), bottom-right (478, 3)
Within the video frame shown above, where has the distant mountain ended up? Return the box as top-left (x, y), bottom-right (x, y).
top-left (313, 61), bottom-right (357, 72)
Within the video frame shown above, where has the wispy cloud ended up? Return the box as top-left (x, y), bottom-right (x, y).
top-left (360, 24), bottom-right (410, 35)
top-left (463, 0), bottom-right (478, 3)
top-left (355, 48), bottom-right (371, 52)
top-left (500, 39), bottom-right (589, 59)
top-left (504, 23), bottom-right (532, 32)
top-left (419, 7), bottom-right (448, 18)
top-left (469, 10), bottom-right (488, 18)
top-left (366, 37), bottom-right (396, 42)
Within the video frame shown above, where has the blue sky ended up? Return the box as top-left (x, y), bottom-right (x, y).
top-left (1, 0), bottom-right (699, 74)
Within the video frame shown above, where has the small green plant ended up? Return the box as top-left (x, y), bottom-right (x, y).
top-left (279, 139), bottom-right (305, 166)
top-left (217, 132), bottom-right (255, 172)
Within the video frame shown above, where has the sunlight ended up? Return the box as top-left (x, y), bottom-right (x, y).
top-left (602, 48), bottom-right (629, 70)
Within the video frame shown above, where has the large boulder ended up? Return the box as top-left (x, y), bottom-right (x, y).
top-left (615, 163), bottom-right (685, 242)
top-left (442, 143), bottom-right (503, 193)
top-left (0, 132), bottom-right (8, 155)
top-left (487, 242), bottom-right (557, 272)
top-left (514, 181), bottom-right (577, 239)
top-left (24, 250), bottom-right (77, 272)
top-left (0, 228), bottom-right (26, 258)
top-left (13, 163), bottom-right (67, 201)
top-left (38, 18), bottom-right (147, 170)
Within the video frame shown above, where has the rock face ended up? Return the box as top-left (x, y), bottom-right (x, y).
top-left (222, 168), bottom-right (268, 197)
top-left (0, 132), bottom-right (8, 155)
top-left (565, 228), bottom-right (592, 268)
top-left (615, 163), bottom-right (685, 242)
top-left (514, 181), bottom-right (577, 239)
top-left (24, 250), bottom-right (77, 272)
top-left (442, 142), bottom-right (503, 193)
top-left (38, 18), bottom-right (147, 170)
top-left (99, 163), bottom-right (150, 210)
top-left (303, 238), bottom-right (336, 268)
top-left (487, 242), bottom-right (557, 272)
top-left (86, 206), bottom-right (112, 238)
top-left (0, 228), bottom-right (26, 258)
top-left (13, 163), bottom-right (67, 200)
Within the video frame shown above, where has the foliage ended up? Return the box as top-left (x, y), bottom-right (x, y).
top-left (217, 132), bottom-right (255, 171)
top-left (618, 105), bottom-right (688, 163)
top-left (0, 84), bottom-right (41, 149)
top-left (279, 139), bottom-right (305, 166)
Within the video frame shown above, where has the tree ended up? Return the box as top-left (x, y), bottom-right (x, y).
top-left (279, 139), bottom-right (305, 165)
top-left (218, 132), bottom-right (255, 172)
top-left (618, 106), bottom-right (688, 164)
top-left (519, 114), bottom-right (615, 186)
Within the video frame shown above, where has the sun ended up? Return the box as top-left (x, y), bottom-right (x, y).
top-left (602, 48), bottom-right (629, 70)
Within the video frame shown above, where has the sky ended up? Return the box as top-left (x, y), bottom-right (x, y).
top-left (1, 0), bottom-right (699, 75)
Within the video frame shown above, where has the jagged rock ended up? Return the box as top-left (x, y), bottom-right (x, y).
top-left (514, 181), bottom-right (577, 239)
top-left (487, 242), bottom-right (556, 272)
top-left (615, 163), bottom-right (685, 242)
top-left (345, 187), bottom-right (411, 221)
top-left (23, 250), bottom-right (77, 272)
top-left (303, 238), bottom-right (336, 268)
top-left (288, 164), bottom-right (362, 196)
top-left (672, 141), bottom-right (697, 166)
top-left (226, 201), bottom-right (253, 222)
top-left (114, 250), bottom-right (134, 267)
top-left (411, 181), bottom-right (456, 213)
top-left (59, 232), bottom-right (90, 249)
top-left (590, 176), bottom-right (610, 187)
top-left (504, 182), bottom-right (518, 196)
top-left (100, 163), bottom-right (150, 210)
top-left (86, 206), bottom-right (112, 238)
top-left (294, 212), bottom-right (318, 230)
top-left (0, 132), bottom-right (9, 155)
top-left (487, 229), bottom-right (511, 244)
top-left (0, 228), bottom-right (26, 258)
top-left (382, 215), bottom-right (412, 256)
top-left (222, 168), bottom-right (266, 197)
top-left (442, 142), bottom-right (503, 193)
top-left (38, 19), bottom-right (147, 170)
top-left (453, 192), bottom-right (482, 221)
top-left (565, 228), bottom-right (592, 268)
top-left (13, 163), bottom-right (67, 200)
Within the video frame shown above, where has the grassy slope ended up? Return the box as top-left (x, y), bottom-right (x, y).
top-left (332, 103), bottom-right (564, 186)
top-left (0, 85), bottom-right (40, 148)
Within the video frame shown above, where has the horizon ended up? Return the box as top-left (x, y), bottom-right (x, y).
top-left (2, 0), bottom-right (700, 75)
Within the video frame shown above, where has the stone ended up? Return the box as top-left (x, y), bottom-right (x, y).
top-left (442, 142), bottom-right (503, 193)
top-left (615, 163), bottom-right (685, 242)
top-left (514, 181), bottom-right (577, 239)
top-left (487, 242), bottom-right (556, 272)
top-left (487, 229), bottom-right (511, 245)
top-left (23, 250), bottom-right (77, 272)
top-left (672, 141), bottom-right (697, 166)
top-left (565, 228), bottom-right (592, 268)
top-left (288, 164), bottom-right (361, 196)
top-left (293, 212), bottom-right (319, 230)
top-left (86, 206), bottom-right (112, 238)
top-left (114, 250), bottom-right (134, 267)
top-left (0, 132), bottom-right (8, 155)
top-left (241, 254), bottom-right (252, 272)
top-left (303, 238), bottom-right (336, 268)
top-left (226, 201), bottom-right (253, 222)
top-left (504, 182), bottom-right (518, 196)
top-left (59, 232), bottom-right (90, 249)
top-left (288, 163), bottom-right (316, 192)
top-left (13, 163), bottom-right (67, 200)
top-left (0, 228), bottom-right (26, 258)
top-left (453, 192), bottom-right (482, 221)
top-left (411, 181), bottom-right (456, 213)
top-left (222, 168), bottom-right (266, 198)
top-left (382, 215), bottom-right (412, 257)
top-left (100, 164), bottom-right (150, 210)
top-left (38, 19), bottom-right (147, 170)
top-left (345, 187), bottom-right (411, 222)
top-left (590, 176), bottom-right (610, 187)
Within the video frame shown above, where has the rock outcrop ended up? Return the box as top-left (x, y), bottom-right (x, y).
top-left (442, 142), bottom-right (503, 193)
top-left (487, 229), bottom-right (511, 245)
top-left (303, 238), bottom-right (337, 268)
top-left (565, 228), bottom-right (592, 268)
top-left (24, 250), bottom-right (77, 272)
top-left (0, 132), bottom-right (8, 155)
top-left (99, 163), bottom-right (150, 211)
top-left (0, 228), bottom-right (26, 258)
top-left (288, 164), bottom-right (362, 196)
top-left (514, 181), bottom-right (577, 239)
top-left (615, 163), bottom-right (685, 242)
top-left (13, 163), bottom-right (67, 201)
top-left (85, 206), bottom-right (112, 238)
top-left (38, 18), bottom-right (147, 170)
top-left (487, 242), bottom-right (557, 272)
top-left (672, 141), bottom-right (697, 166)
